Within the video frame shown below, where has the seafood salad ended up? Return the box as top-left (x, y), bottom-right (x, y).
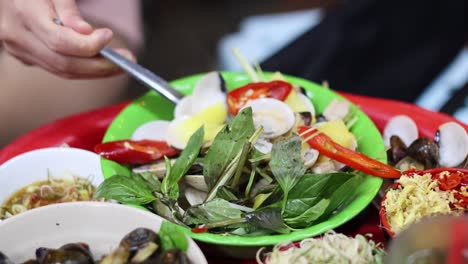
top-left (94, 56), bottom-right (399, 236)
top-left (0, 222), bottom-right (191, 264)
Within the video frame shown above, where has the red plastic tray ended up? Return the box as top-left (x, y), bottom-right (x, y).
top-left (0, 94), bottom-right (465, 263)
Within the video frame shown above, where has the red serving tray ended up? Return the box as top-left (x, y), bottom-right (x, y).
top-left (0, 93), bottom-right (466, 263)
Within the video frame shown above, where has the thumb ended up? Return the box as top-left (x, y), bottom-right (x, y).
top-left (52, 0), bottom-right (93, 35)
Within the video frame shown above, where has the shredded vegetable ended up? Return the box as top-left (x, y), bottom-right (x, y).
top-left (383, 172), bottom-right (464, 234)
top-left (258, 231), bottom-right (384, 264)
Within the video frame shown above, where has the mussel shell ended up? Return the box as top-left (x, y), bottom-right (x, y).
top-left (387, 135), bottom-right (408, 165)
top-left (407, 137), bottom-right (439, 169)
top-left (120, 228), bottom-right (160, 254)
top-left (156, 249), bottom-right (190, 264)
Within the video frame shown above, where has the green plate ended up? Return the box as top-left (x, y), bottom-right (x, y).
top-left (101, 72), bottom-right (384, 246)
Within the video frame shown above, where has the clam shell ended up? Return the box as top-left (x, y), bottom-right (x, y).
top-left (185, 187), bottom-right (207, 206)
top-left (436, 122), bottom-right (468, 167)
top-left (174, 71), bottom-right (226, 119)
top-left (131, 120), bottom-right (170, 141)
top-left (383, 115), bottom-right (418, 148)
top-left (322, 99), bottom-right (350, 121)
top-left (185, 175), bottom-right (209, 192)
top-left (244, 98), bottom-right (295, 138)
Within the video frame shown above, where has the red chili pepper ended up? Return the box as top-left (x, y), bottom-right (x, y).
top-left (462, 174), bottom-right (468, 186)
top-left (31, 193), bottom-right (40, 203)
top-left (94, 140), bottom-right (179, 165)
top-left (227, 80), bottom-right (293, 115)
top-left (191, 226), bottom-right (208, 233)
top-left (434, 171), bottom-right (462, 191)
top-left (297, 126), bottom-right (401, 178)
top-left (454, 192), bottom-right (468, 208)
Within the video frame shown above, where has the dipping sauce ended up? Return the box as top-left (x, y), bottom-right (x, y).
top-left (0, 172), bottom-right (97, 219)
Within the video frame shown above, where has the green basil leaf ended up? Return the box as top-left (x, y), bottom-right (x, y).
top-left (161, 126), bottom-right (204, 199)
top-left (204, 108), bottom-right (255, 189)
top-left (216, 186), bottom-right (239, 202)
top-left (283, 198), bottom-right (321, 218)
top-left (283, 172), bottom-right (353, 218)
top-left (318, 174), bottom-right (363, 221)
top-left (285, 198), bottom-right (330, 228)
top-left (95, 175), bottom-right (156, 205)
top-left (153, 199), bottom-right (186, 227)
top-left (183, 198), bottom-right (242, 226)
top-left (245, 207), bottom-right (290, 234)
top-left (269, 134), bottom-right (306, 207)
top-left (135, 171), bottom-right (161, 192)
top-left (159, 221), bottom-right (188, 253)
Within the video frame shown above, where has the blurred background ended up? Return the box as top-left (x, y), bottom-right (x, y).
top-left (0, 0), bottom-right (466, 147)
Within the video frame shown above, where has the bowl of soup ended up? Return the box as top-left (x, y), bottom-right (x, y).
top-left (0, 147), bottom-right (104, 219)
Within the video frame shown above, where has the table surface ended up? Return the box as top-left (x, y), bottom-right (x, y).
top-left (0, 93), bottom-right (466, 263)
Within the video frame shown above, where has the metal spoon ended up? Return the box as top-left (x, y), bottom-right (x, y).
top-left (100, 48), bottom-right (184, 104)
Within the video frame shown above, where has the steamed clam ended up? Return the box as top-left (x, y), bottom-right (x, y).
top-left (384, 115), bottom-right (468, 169)
top-left (302, 148), bottom-right (319, 168)
top-left (322, 99), bottom-right (351, 122)
top-left (435, 122), bottom-right (468, 167)
top-left (129, 72), bottom-right (228, 150)
top-left (284, 87), bottom-right (315, 116)
top-left (254, 137), bottom-right (273, 154)
top-left (133, 159), bottom-right (176, 179)
top-left (244, 98), bottom-right (295, 139)
top-left (184, 187), bottom-right (207, 206)
top-left (132, 120), bottom-right (171, 142)
top-left (184, 175), bottom-right (208, 192)
top-left (174, 72), bottom-right (226, 119)
top-left (383, 115), bottom-right (418, 148)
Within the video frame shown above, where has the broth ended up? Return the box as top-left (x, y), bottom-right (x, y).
top-left (0, 174), bottom-right (96, 219)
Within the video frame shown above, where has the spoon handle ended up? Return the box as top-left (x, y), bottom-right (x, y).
top-left (100, 47), bottom-right (184, 104)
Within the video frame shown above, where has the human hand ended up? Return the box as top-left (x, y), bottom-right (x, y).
top-left (0, 0), bottom-right (135, 79)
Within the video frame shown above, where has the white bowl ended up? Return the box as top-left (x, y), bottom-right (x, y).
top-left (0, 201), bottom-right (207, 263)
top-left (0, 147), bottom-right (104, 210)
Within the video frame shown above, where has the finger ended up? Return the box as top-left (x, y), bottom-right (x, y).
top-left (21, 0), bottom-right (113, 57)
top-left (52, 0), bottom-right (93, 34)
top-left (55, 56), bottom-right (125, 79)
top-left (3, 43), bottom-right (36, 66)
top-left (11, 30), bottom-right (123, 79)
top-left (113, 48), bottom-right (137, 63)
